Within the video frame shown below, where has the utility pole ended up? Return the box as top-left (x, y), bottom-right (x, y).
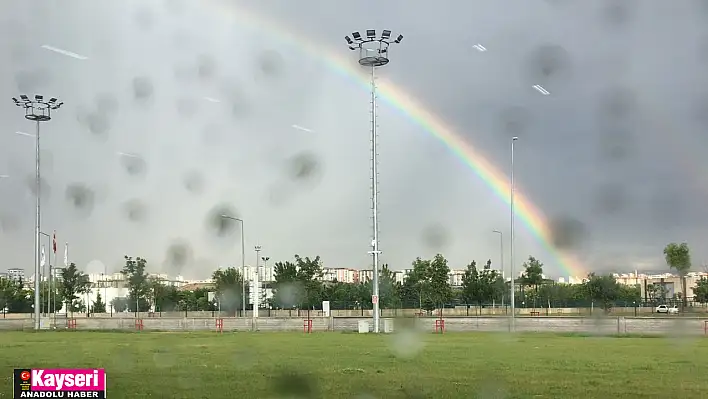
top-left (344, 29), bottom-right (403, 333)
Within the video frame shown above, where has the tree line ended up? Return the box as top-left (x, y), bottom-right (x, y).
top-left (1, 242), bottom-right (706, 314)
top-left (112, 249), bottom-right (708, 314)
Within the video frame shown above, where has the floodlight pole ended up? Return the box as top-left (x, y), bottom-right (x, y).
top-left (510, 136), bottom-right (518, 332)
top-left (12, 94), bottom-right (63, 331)
top-left (345, 29), bottom-right (403, 333)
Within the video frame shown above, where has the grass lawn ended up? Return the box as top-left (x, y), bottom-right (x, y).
top-left (0, 331), bottom-right (706, 398)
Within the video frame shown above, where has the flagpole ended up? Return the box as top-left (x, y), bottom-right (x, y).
top-left (40, 245), bottom-right (46, 318)
top-left (47, 264), bottom-right (51, 318)
top-left (52, 231), bottom-right (56, 324)
top-left (64, 242), bottom-right (69, 317)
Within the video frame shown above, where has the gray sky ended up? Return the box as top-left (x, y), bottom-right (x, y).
top-left (1, 0), bottom-right (708, 279)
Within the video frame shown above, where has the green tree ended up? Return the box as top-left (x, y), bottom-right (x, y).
top-left (483, 259), bottom-right (506, 303)
top-left (694, 278), bottom-right (708, 304)
top-left (272, 261), bottom-right (302, 308)
top-left (461, 260), bottom-right (481, 306)
top-left (584, 273), bottom-right (620, 311)
top-left (271, 255), bottom-right (324, 312)
top-left (92, 292), bottom-right (106, 313)
top-left (358, 264), bottom-right (402, 309)
top-left (151, 279), bottom-right (180, 312)
top-left (0, 277), bottom-right (13, 312)
top-left (462, 260), bottom-right (504, 308)
top-left (176, 288), bottom-right (215, 311)
top-left (646, 283), bottom-right (668, 305)
top-left (521, 256), bottom-right (544, 288)
top-left (617, 284), bottom-right (641, 304)
top-left (663, 242), bottom-right (691, 309)
top-left (111, 297), bottom-right (129, 312)
top-left (428, 254), bottom-right (453, 311)
top-left (58, 263), bottom-right (91, 315)
top-left (294, 255), bottom-right (324, 310)
top-left (402, 258), bottom-right (432, 311)
top-left (122, 256), bottom-right (150, 312)
top-left (212, 267), bottom-right (247, 315)
top-left (0, 277), bottom-right (33, 313)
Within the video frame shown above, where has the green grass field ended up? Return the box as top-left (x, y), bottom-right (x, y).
top-left (1, 331), bottom-right (706, 398)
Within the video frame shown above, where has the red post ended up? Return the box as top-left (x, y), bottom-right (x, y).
top-left (434, 319), bottom-right (445, 334)
top-left (135, 319), bottom-right (144, 331)
top-left (67, 319), bottom-right (77, 329)
top-left (303, 319), bottom-right (313, 334)
top-left (216, 318), bottom-right (224, 333)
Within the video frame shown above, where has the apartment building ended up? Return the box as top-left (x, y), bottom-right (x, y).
top-left (321, 267), bottom-right (359, 284)
top-left (7, 268), bottom-right (24, 281)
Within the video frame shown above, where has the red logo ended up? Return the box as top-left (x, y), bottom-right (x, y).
top-left (20, 371), bottom-right (30, 381)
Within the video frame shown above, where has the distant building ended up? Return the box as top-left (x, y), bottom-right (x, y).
top-left (321, 268), bottom-right (359, 284)
top-left (613, 271), bottom-right (708, 301)
top-left (449, 270), bottom-right (465, 287)
top-left (7, 268), bottom-right (24, 281)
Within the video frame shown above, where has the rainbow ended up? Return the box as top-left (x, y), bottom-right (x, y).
top-left (205, 1), bottom-right (587, 277)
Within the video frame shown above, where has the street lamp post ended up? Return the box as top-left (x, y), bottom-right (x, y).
top-left (510, 136), bottom-right (519, 332)
top-left (344, 29), bottom-right (403, 333)
top-left (220, 215), bottom-right (246, 316)
top-left (12, 94), bottom-right (63, 330)
top-left (254, 245), bottom-right (261, 319)
top-left (261, 256), bottom-right (270, 308)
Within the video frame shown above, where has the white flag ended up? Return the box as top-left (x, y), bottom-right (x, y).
top-left (40, 245), bottom-right (46, 267)
top-left (64, 243), bottom-right (69, 267)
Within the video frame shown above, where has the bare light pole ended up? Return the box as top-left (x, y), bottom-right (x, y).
top-left (12, 94), bottom-right (63, 330)
top-left (220, 215), bottom-right (246, 316)
top-left (254, 245), bottom-right (261, 319)
top-left (510, 136), bottom-right (519, 332)
top-left (345, 29), bottom-right (403, 333)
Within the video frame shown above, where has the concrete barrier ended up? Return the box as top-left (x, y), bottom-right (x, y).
top-left (2, 316), bottom-right (707, 335)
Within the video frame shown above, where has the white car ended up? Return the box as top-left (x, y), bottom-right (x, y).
top-left (655, 305), bottom-right (679, 314)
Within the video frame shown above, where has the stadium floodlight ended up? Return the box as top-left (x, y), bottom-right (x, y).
top-left (11, 94), bottom-right (63, 331)
top-left (343, 29), bottom-right (404, 333)
top-left (394, 34), bottom-right (403, 44)
top-left (345, 35), bottom-right (353, 45)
